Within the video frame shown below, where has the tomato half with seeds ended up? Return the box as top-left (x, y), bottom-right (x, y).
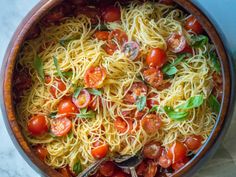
top-left (122, 41), bottom-right (140, 61)
top-left (51, 117), bottom-right (72, 137)
top-left (84, 66), bottom-right (107, 88)
top-left (27, 115), bottom-right (48, 136)
top-left (185, 135), bottom-right (203, 151)
top-left (99, 161), bottom-right (116, 176)
top-left (158, 154), bottom-right (172, 169)
top-left (35, 145), bottom-right (48, 161)
top-left (185, 15), bottom-right (203, 34)
top-left (108, 29), bottom-right (128, 50)
top-left (94, 31), bottom-right (110, 41)
top-left (167, 33), bottom-right (187, 53)
top-left (91, 141), bottom-right (109, 159)
top-left (146, 48), bottom-right (167, 68)
top-left (145, 160), bottom-right (158, 177)
top-left (58, 97), bottom-right (78, 117)
top-left (114, 117), bottom-right (133, 134)
top-left (143, 141), bottom-right (162, 160)
top-left (45, 76), bottom-right (67, 98)
top-left (147, 93), bottom-right (159, 109)
top-left (172, 158), bottom-right (189, 171)
top-left (141, 114), bottom-right (162, 134)
top-left (143, 68), bottom-right (164, 90)
top-left (167, 141), bottom-right (187, 163)
top-left (72, 89), bottom-right (91, 108)
top-left (102, 6), bottom-right (121, 22)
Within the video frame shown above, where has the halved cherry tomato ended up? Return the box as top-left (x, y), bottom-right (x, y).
top-left (84, 66), bottom-right (107, 88)
top-left (158, 154), bottom-right (172, 168)
top-left (27, 115), bottom-right (48, 136)
top-left (74, 6), bottom-right (100, 24)
top-left (185, 135), bottom-right (203, 151)
top-left (108, 29), bottom-right (128, 50)
top-left (134, 108), bottom-right (147, 120)
top-left (136, 161), bottom-right (147, 176)
top-left (35, 145), bottom-right (48, 161)
top-left (145, 160), bottom-right (158, 177)
top-left (124, 82), bottom-right (148, 104)
top-left (172, 158), bottom-right (189, 171)
top-left (58, 97), bottom-right (78, 117)
top-left (45, 76), bottom-right (67, 98)
top-left (122, 41), bottom-right (140, 61)
top-left (141, 114), bottom-right (162, 134)
top-left (72, 89), bottom-right (91, 108)
top-left (159, 0), bottom-right (175, 5)
top-left (143, 68), bottom-right (164, 90)
top-left (147, 93), bottom-right (159, 109)
top-left (167, 141), bottom-right (187, 163)
top-left (167, 33), bottom-right (187, 53)
top-left (114, 117), bottom-right (133, 134)
top-left (51, 117), bottom-right (72, 136)
top-left (185, 15), bottom-right (204, 34)
top-left (94, 31), bottom-right (110, 41)
top-left (181, 44), bottom-right (193, 54)
top-left (112, 170), bottom-right (127, 177)
top-left (146, 48), bottom-right (167, 68)
top-left (91, 141), bottom-right (109, 159)
top-left (59, 167), bottom-right (71, 177)
top-left (143, 141), bottom-right (162, 160)
top-left (99, 161), bottom-right (116, 176)
top-left (102, 6), bottom-right (121, 22)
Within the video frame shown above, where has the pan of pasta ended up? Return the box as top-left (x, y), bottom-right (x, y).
top-left (1, 0), bottom-right (234, 177)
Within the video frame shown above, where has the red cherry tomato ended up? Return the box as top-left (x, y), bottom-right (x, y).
top-left (158, 154), bottom-right (172, 168)
top-left (58, 97), bottom-right (78, 117)
top-left (45, 76), bottom-right (67, 98)
top-left (185, 15), bottom-right (204, 34)
top-left (146, 48), bottom-right (167, 68)
top-left (99, 161), bottom-right (116, 176)
top-left (181, 44), bottom-right (193, 54)
top-left (51, 117), bottom-right (72, 137)
top-left (102, 6), bottom-right (121, 22)
top-left (145, 160), bottom-right (158, 177)
top-left (112, 170), bottom-right (127, 177)
top-left (84, 66), bottom-right (107, 88)
top-left (72, 89), bottom-right (91, 109)
top-left (94, 31), bottom-right (110, 41)
top-left (27, 115), bottom-right (48, 136)
top-left (167, 33), bottom-right (187, 53)
top-left (114, 117), bottom-right (133, 134)
top-left (185, 135), bottom-right (203, 151)
top-left (172, 158), bottom-right (189, 171)
top-left (108, 29), bottom-right (128, 50)
top-left (35, 145), bottom-right (48, 161)
top-left (143, 68), bottom-right (164, 90)
top-left (74, 6), bottom-right (101, 24)
top-left (159, 0), bottom-right (175, 5)
top-left (124, 82), bottom-right (148, 104)
top-left (122, 41), bottom-right (140, 61)
top-left (59, 167), bottom-right (71, 177)
top-left (143, 141), bottom-right (162, 159)
top-left (147, 93), bottom-right (159, 109)
top-left (141, 114), bottom-right (162, 134)
top-left (91, 142), bottom-right (109, 159)
top-left (136, 161), bottom-right (147, 176)
top-left (167, 141), bottom-right (187, 163)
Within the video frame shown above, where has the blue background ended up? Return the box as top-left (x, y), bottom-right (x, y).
top-left (0, 0), bottom-right (235, 177)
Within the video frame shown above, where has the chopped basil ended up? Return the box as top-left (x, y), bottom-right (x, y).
top-left (73, 87), bottom-right (83, 99)
top-left (191, 35), bottom-right (209, 48)
top-left (59, 38), bottom-right (74, 47)
top-left (53, 56), bottom-right (65, 80)
top-left (136, 96), bottom-right (146, 111)
top-left (208, 94), bottom-right (220, 113)
top-left (176, 95), bottom-right (204, 110)
top-left (164, 66), bottom-right (178, 76)
top-left (87, 88), bottom-right (102, 96)
top-left (164, 106), bottom-right (189, 120)
top-left (92, 24), bottom-right (108, 31)
top-left (209, 51), bottom-right (221, 73)
top-left (49, 112), bottom-right (57, 118)
top-left (33, 55), bottom-right (44, 81)
top-left (149, 105), bottom-right (164, 113)
top-left (73, 161), bottom-right (82, 175)
top-left (76, 108), bottom-right (96, 119)
top-left (55, 71), bottom-right (73, 78)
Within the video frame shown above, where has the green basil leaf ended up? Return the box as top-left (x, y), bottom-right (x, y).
top-left (209, 51), bottom-right (221, 73)
top-left (55, 71), bottom-right (73, 78)
top-left (149, 105), bottom-right (164, 113)
top-left (177, 95), bottom-right (204, 110)
top-left (76, 109), bottom-right (96, 119)
top-left (68, 131), bottom-right (73, 138)
top-left (164, 66), bottom-right (178, 76)
top-left (53, 56), bottom-right (65, 80)
top-left (164, 106), bottom-right (189, 120)
top-left (92, 24), bottom-right (108, 31)
top-left (136, 96), bottom-right (146, 111)
top-left (87, 89), bottom-right (102, 96)
top-left (33, 55), bottom-right (44, 81)
top-left (208, 94), bottom-right (220, 113)
top-left (191, 35), bottom-right (209, 48)
top-left (73, 161), bottom-right (82, 175)
top-left (73, 87), bottom-right (83, 99)
top-left (49, 112), bottom-right (57, 118)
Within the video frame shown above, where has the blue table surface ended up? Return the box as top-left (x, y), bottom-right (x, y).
top-left (0, 1), bottom-right (235, 177)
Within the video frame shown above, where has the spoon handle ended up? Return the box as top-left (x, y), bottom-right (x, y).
top-left (130, 167), bottom-right (138, 177)
top-left (77, 158), bottom-right (106, 177)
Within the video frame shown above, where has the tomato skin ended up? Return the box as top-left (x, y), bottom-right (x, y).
top-left (167, 141), bottom-right (187, 164)
top-left (99, 161), bottom-right (116, 176)
top-left (185, 15), bottom-right (204, 34)
top-left (159, 0), bottom-right (175, 5)
top-left (136, 161), bottom-right (147, 176)
top-left (114, 117), bottom-right (133, 134)
top-left (141, 114), bottom-right (162, 134)
top-left (172, 158), bottom-right (189, 171)
top-left (112, 171), bottom-right (127, 177)
top-left (51, 117), bottom-right (72, 137)
top-left (91, 142), bottom-right (109, 159)
top-left (45, 76), bottom-right (67, 98)
top-left (27, 115), bottom-right (48, 136)
top-left (108, 29), bottom-right (128, 50)
top-left (72, 89), bottom-right (91, 109)
top-left (212, 72), bottom-right (223, 101)
top-left (143, 141), bottom-right (162, 160)
top-left (181, 44), bottom-right (193, 54)
top-left (185, 135), bottom-right (203, 151)
top-left (144, 160), bottom-right (158, 177)
top-left (146, 48), bottom-right (167, 68)
top-left (94, 31), bottom-right (110, 41)
top-left (147, 93), bottom-right (159, 109)
top-left (84, 66), bottom-right (107, 89)
top-left (167, 33), bottom-right (187, 53)
top-left (102, 6), bottom-right (121, 22)
top-left (143, 68), bottom-right (164, 90)
top-left (35, 145), bottom-right (48, 161)
top-left (58, 97), bottom-right (78, 117)
top-left (158, 154), bottom-right (172, 169)
top-left (59, 167), bottom-right (71, 177)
